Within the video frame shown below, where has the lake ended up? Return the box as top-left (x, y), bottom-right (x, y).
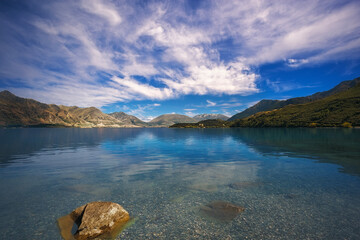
top-left (0, 128), bottom-right (360, 239)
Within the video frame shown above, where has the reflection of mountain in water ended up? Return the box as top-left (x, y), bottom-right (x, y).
top-left (229, 128), bottom-right (360, 176)
top-left (0, 128), bottom-right (144, 167)
top-left (0, 128), bottom-right (228, 167)
top-left (1, 128), bottom-right (359, 176)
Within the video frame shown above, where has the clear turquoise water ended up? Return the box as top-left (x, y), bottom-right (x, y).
top-left (0, 128), bottom-right (360, 239)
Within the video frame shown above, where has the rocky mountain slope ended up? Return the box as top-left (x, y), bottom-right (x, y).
top-left (0, 91), bottom-right (139, 128)
top-left (109, 112), bottom-right (148, 127)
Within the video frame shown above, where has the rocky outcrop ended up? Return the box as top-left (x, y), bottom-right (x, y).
top-left (58, 201), bottom-right (130, 240)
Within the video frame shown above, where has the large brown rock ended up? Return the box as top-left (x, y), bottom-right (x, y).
top-left (58, 201), bottom-right (130, 240)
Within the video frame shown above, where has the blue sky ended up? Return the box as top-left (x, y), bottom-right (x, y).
top-left (0, 0), bottom-right (359, 121)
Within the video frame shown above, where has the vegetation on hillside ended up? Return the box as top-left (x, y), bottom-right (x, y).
top-left (193, 114), bottom-right (229, 121)
top-left (231, 83), bottom-right (360, 127)
top-left (170, 119), bottom-right (231, 128)
top-left (170, 83), bottom-right (360, 128)
top-left (228, 77), bottom-right (360, 121)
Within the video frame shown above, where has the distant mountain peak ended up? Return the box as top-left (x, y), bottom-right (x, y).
top-left (109, 111), bottom-right (147, 126)
top-left (0, 90), bottom-right (16, 98)
top-left (149, 113), bottom-right (196, 126)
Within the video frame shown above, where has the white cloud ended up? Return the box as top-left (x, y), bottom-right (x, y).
top-left (119, 49), bottom-right (159, 77)
top-left (246, 100), bottom-right (260, 108)
top-left (220, 111), bottom-right (231, 117)
top-left (111, 76), bottom-right (174, 100)
top-left (185, 111), bottom-right (197, 117)
top-left (81, 0), bottom-right (122, 26)
top-left (141, 116), bottom-right (156, 122)
top-left (286, 58), bottom-right (309, 67)
top-left (265, 79), bottom-right (316, 93)
top-left (7, 83), bottom-right (126, 108)
top-left (0, 0), bottom-right (359, 108)
top-left (126, 103), bottom-right (161, 122)
top-left (218, 102), bottom-right (243, 108)
top-left (215, 0), bottom-right (360, 65)
top-left (305, 37), bottom-right (360, 64)
top-left (203, 99), bottom-right (244, 109)
top-left (122, 105), bottom-right (130, 111)
top-left (206, 100), bottom-right (216, 107)
top-left (162, 61), bottom-right (259, 96)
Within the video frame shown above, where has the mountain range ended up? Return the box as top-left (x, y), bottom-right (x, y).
top-left (171, 77), bottom-right (360, 128)
top-left (0, 91), bottom-right (227, 128)
top-left (0, 91), bottom-right (138, 128)
top-left (1, 77), bottom-right (359, 128)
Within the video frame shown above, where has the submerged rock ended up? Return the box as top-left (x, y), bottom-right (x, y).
top-left (58, 201), bottom-right (130, 240)
top-left (228, 181), bottom-right (261, 190)
top-left (199, 201), bottom-right (245, 221)
top-left (189, 184), bottom-right (218, 192)
top-left (284, 193), bottom-right (298, 199)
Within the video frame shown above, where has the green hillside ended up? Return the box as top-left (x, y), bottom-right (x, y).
top-left (228, 77), bottom-right (360, 121)
top-left (170, 119), bottom-right (230, 128)
top-left (231, 83), bottom-right (360, 127)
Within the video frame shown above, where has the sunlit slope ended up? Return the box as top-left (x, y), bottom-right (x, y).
top-left (231, 83), bottom-right (360, 127)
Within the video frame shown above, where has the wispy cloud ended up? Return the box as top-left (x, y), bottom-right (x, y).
top-left (81, 0), bottom-right (122, 26)
top-left (126, 103), bottom-right (161, 122)
top-left (265, 79), bottom-right (316, 93)
top-left (246, 101), bottom-right (261, 108)
top-left (0, 0), bottom-right (359, 107)
top-left (184, 111), bottom-right (197, 117)
top-left (206, 100), bottom-right (216, 107)
top-left (211, 0), bottom-right (360, 66)
top-left (286, 59), bottom-right (309, 68)
top-left (205, 99), bottom-right (243, 108)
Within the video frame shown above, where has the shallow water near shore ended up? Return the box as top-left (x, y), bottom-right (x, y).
top-left (0, 128), bottom-right (360, 239)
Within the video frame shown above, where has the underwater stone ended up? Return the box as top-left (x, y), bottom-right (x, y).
top-left (199, 201), bottom-right (245, 221)
top-left (228, 181), bottom-right (261, 190)
top-left (189, 183), bottom-right (218, 192)
top-left (58, 201), bottom-right (130, 240)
